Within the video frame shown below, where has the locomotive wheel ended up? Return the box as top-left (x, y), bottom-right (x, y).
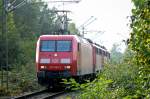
top-left (38, 78), bottom-right (47, 86)
top-left (47, 79), bottom-right (64, 92)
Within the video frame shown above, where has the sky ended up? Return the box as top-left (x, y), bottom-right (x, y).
top-left (45, 0), bottom-right (133, 52)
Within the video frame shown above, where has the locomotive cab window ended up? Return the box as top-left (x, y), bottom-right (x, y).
top-left (57, 41), bottom-right (72, 52)
top-left (40, 41), bottom-right (55, 51)
top-left (40, 40), bottom-right (71, 52)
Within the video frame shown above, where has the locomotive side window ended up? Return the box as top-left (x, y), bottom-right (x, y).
top-left (102, 51), bottom-right (104, 55)
top-left (40, 41), bottom-right (55, 51)
top-left (98, 49), bottom-right (100, 54)
top-left (96, 48), bottom-right (98, 54)
top-left (57, 41), bottom-right (72, 52)
top-left (99, 49), bottom-right (102, 55)
top-left (78, 43), bottom-right (80, 51)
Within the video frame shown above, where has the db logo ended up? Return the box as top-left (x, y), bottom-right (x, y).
top-left (54, 53), bottom-right (58, 57)
top-left (52, 59), bottom-right (59, 63)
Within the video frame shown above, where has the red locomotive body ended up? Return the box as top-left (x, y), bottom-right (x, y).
top-left (36, 35), bottom-right (110, 87)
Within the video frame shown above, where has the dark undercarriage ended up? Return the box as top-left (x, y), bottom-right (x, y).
top-left (37, 70), bottom-right (96, 90)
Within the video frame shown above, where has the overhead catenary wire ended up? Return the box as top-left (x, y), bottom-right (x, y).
top-left (45, 0), bottom-right (81, 3)
top-left (78, 16), bottom-right (94, 29)
top-left (83, 18), bottom-right (97, 28)
top-left (78, 16), bottom-right (97, 37)
top-left (9, 0), bottom-right (17, 6)
top-left (7, 0), bottom-right (27, 12)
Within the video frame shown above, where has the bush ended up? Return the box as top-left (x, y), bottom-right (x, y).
top-left (64, 61), bottom-right (139, 98)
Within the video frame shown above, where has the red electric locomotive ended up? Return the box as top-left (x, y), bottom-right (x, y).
top-left (36, 35), bottom-right (110, 88)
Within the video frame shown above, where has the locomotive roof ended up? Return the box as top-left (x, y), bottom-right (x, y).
top-left (41, 34), bottom-right (89, 41)
top-left (39, 35), bottom-right (109, 52)
top-left (40, 35), bottom-right (78, 38)
top-left (39, 35), bottom-right (80, 41)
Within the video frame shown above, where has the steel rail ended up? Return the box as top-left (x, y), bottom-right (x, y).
top-left (12, 89), bottom-right (64, 99)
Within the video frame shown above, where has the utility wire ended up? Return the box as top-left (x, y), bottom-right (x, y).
top-left (7, 0), bottom-right (27, 12)
top-left (79, 16), bottom-right (94, 29)
top-left (84, 18), bottom-right (97, 28)
top-left (10, 0), bottom-right (17, 5)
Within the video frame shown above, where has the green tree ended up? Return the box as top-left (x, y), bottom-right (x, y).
top-left (129, 0), bottom-right (150, 98)
top-left (68, 22), bottom-right (79, 35)
top-left (0, 1), bottom-right (20, 66)
top-left (7, 13), bottom-right (20, 65)
top-left (130, 0), bottom-right (150, 65)
top-left (0, 0), bottom-right (3, 65)
top-left (13, 0), bottom-right (44, 38)
top-left (39, 6), bottom-right (62, 35)
top-left (110, 43), bottom-right (123, 64)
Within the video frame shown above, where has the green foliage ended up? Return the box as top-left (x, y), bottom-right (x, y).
top-left (130, 0), bottom-right (150, 64)
top-left (18, 38), bottom-right (36, 65)
top-left (78, 61), bottom-right (139, 98)
top-left (123, 48), bottom-right (136, 63)
top-left (0, 12), bottom-right (20, 65)
top-left (40, 7), bottom-right (62, 34)
top-left (110, 43), bottom-right (123, 64)
top-left (13, 0), bottom-right (44, 37)
top-left (63, 49), bottom-right (146, 98)
top-left (7, 13), bottom-right (20, 65)
top-left (7, 62), bottom-right (42, 96)
top-left (63, 78), bottom-right (81, 90)
top-left (129, 0), bottom-right (150, 98)
top-left (0, 86), bottom-right (10, 96)
top-left (103, 63), bottom-right (138, 96)
top-left (79, 78), bottom-right (112, 99)
top-left (68, 23), bottom-right (79, 35)
top-left (63, 77), bottom-right (113, 98)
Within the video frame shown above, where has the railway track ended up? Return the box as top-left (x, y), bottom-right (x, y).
top-left (12, 89), bottom-right (64, 99)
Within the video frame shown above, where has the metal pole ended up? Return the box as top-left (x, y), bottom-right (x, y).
top-left (82, 26), bottom-right (84, 37)
top-left (5, 0), bottom-right (9, 91)
top-left (79, 16), bottom-right (97, 37)
top-left (1, 0), bottom-right (6, 87)
top-left (1, 0), bottom-right (9, 91)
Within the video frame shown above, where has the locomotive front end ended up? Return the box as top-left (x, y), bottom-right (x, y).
top-left (36, 35), bottom-right (77, 86)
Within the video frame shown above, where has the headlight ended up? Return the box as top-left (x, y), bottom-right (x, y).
top-left (64, 66), bottom-right (71, 69)
top-left (61, 58), bottom-right (71, 64)
top-left (40, 58), bottom-right (50, 63)
top-left (40, 66), bottom-right (47, 69)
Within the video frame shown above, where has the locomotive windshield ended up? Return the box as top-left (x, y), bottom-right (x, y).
top-left (40, 41), bottom-right (55, 51)
top-left (40, 40), bottom-right (72, 52)
top-left (57, 41), bottom-right (71, 51)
